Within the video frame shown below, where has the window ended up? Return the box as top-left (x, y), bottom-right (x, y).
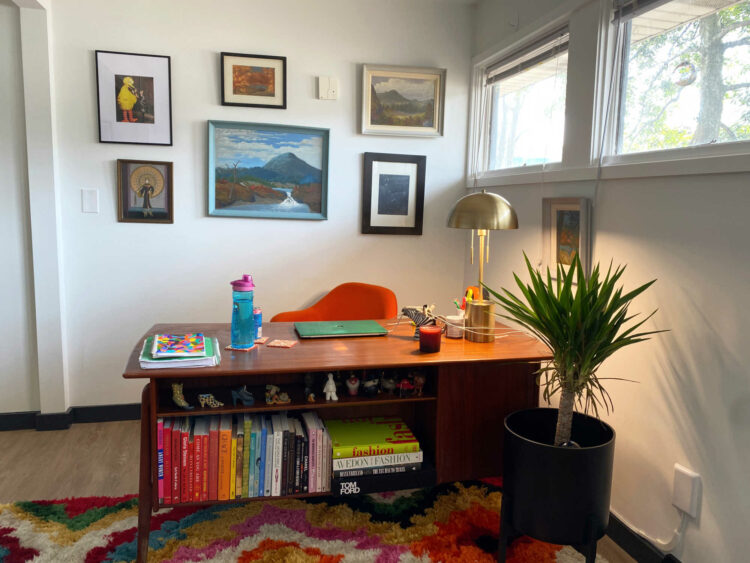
top-left (617, 0), bottom-right (750, 154)
top-left (479, 28), bottom-right (569, 172)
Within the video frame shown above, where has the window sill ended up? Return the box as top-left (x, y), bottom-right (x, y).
top-left (468, 147), bottom-right (750, 188)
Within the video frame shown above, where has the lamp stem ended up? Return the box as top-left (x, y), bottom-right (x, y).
top-left (477, 229), bottom-right (487, 289)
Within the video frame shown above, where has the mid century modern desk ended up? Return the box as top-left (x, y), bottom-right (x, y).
top-left (122, 320), bottom-right (551, 563)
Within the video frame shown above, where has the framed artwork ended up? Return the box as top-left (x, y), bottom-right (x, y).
top-left (542, 197), bottom-right (591, 276)
top-left (117, 159), bottom-right (173, 223)
top-left (208, 120), bottom-right (328, 220)
top-left (361, 152), bottom-right (426, 235)
top-left (361, 64), bottom-right (446, 136)
top-left (95, 50), bottom-right (172, 145)
top-left (221, 53), bottom-right (287, 109)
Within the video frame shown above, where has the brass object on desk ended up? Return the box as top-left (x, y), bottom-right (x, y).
top-left (464, 300), bottom-right (495, 343)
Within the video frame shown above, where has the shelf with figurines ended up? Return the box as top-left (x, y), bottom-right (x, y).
top-left (155, 368), bottom-right (437, 417)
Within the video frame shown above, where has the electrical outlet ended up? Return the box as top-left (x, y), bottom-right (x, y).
top-left (672, 463), bottom-right (701, 518)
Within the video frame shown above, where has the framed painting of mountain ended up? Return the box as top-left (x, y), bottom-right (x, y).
top-left (208, 121), bottom-right (329, 220)
top-left (361, 64), bottom-right (445, 136)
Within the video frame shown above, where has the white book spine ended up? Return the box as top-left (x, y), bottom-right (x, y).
top-left (332, 451), bottom-right (424, 471)
top-left (264, 425), bottom-right (273, 497)
top-left (272, 421), bottom-right (283, 496)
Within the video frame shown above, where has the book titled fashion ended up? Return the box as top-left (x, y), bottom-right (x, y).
top-left (332, 450), bottom-right (423, 472)
top-left (325, 417), bottom-right (421, 458)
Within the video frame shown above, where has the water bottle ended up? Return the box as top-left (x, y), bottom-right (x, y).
top-left (230, 274), bottom-right (255, 349)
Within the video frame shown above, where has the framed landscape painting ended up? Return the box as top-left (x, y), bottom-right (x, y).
top-left (362, 64), bottom-right (445, 136)
top-left (95, 50), bottom-right (172, 145)
top-left (542, 197), bottom-right (591, 277)
top-left (361, 152), bottom-right (425, 235)
top-left (117, 159), bottom-right (173, 223)
top-left (221, 53), bottom-right (286, 109)
top-left (208, 121), bottom-right (328, 220)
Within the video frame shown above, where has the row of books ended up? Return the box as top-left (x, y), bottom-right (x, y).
top-left (156, 411), bottom-right (331, 505)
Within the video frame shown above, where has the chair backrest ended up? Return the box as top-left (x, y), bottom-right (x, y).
top-left (270, 282), bottom-right (398, 322)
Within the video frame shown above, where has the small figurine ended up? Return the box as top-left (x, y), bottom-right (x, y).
top-left (198, 393), bottom-right (224, 408)
top-left (413, 374), bottom-right (426, 397)
top-left (381, 375), bottom-right (396, 395)
top-left (346, 373), bottom-right (360, 396)
top-left (396, 378), bottom-right (415, 398)
top-left (362, 372), bottom-right (379, 397)
top-left (303, 373), bottom-right (315, 398)
top-left (231, 385), bottom-right (255, 406)
top-left (306, 392), bottom-right (316, 403)
top-left (323, 373), bottom-right (338, 401)
top-left (171, 383), bottom-right (194, 410)
top-left (265, 384), bottom-right (281, 405)
top-left (401, 305), bottom-right (437, 339)
top-left (276, 392), bottom-right (291, 404)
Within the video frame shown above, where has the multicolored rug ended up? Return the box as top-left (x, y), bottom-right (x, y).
top-left (0, 480), bottom-right (607, 562)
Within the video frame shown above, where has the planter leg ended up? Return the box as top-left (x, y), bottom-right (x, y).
top-left (497, 492), bottom-right (513, 563)
top-left (583, 514), bottom-right (600, 563)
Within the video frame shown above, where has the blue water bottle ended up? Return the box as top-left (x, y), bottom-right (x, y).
top-left (230, 274), bottom-right (256, 349)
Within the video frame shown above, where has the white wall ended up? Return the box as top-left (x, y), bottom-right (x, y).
top-left (46, 0), bottom-right (471, 407)
top-left (0, 0), bottom-right (39, 413)
top-left (472, 1), bottom-right (750, 561)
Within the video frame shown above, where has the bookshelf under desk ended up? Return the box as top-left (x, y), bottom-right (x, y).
top-left (123, 320), bottom-right (551, 563)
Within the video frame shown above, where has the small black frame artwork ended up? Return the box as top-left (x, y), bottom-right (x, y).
top-left (361, 152), bottom-right (426, 235)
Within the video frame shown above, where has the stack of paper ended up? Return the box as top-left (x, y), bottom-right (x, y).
top-left (139, 335), bottom-right (221, 369)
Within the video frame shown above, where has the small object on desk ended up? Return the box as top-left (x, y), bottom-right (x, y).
top-left (445, 315), bottom-right (465, 339)
top-left (140, 336), bottom-right (220, 369)
top-left (346, 373), bottom-right (360, 396)
top-left (267, 339), bottom-right (298, 348)
top-left (197, 393), bottom-right (223, 408)
top-left (401, 306), bottom-right (436, 339)
top-left (171, 383), bottom-right (194, 410)
top-left (152, 333), bottom-right (205, 357)
top-left (419, 325), bottom-right (442, 353)
top-left (224, 343), bottom-right (256, 352)
top-left (231, 385), bottom-right (255, 406)
top-left (253, 306), bottom-right (263, 339)
top-left (254, 336), bottom-right (269, 344)
top-left (323, 372), bottom-right (338, 401)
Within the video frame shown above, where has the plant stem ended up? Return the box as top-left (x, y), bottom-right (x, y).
top-left (555, 388), bottom-right (575, 446)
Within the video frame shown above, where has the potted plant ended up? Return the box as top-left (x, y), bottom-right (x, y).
top-left (484, 254), bottom-right (663, 562)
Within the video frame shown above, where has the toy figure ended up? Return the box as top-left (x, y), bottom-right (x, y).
top-left (117, 76), bottom-right (139, 122)
top-left (303, 373), bottom-right (315, 398)
top-left (265, 384), bottom-right (281, 404)
top-left (198, 393), bottom-right (224, 408)
top-left (381, 375), bottom-right (396, 395)
top-left (346, 373), bottom-right (360, 396)
top-left (276, 392), bottom-right (291, 404)
top-left (306, 392), bottom-right (316, 403)
top-left (231, 385), bottom-right (255, 406)
top-left (362, 372), bottom-right (379, 397)
top-left (323, 373), bottom-right (338, 401)
top-left (396, 378), bottom-right (415, 398)
top-left (171, 383), bottom-right (193, 410)
top-left (413, 373), bottom-right (426, 397)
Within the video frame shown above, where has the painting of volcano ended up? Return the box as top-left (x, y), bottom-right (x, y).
top-left (208, 121), bottom-right (329, 220)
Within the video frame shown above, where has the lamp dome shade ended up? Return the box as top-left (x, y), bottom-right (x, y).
top-left (447, 190), bottom-right (519, 230)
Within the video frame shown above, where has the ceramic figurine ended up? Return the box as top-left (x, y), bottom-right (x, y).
top-left (346, 373), bottom-right (360, 396)
top-left (396, 378), bottom-right (415, 398)
top-left (306, 392), bottom-right (316, 403)
top-left (231, 385), bottom-right (255, 406)
top-left (277, 392), bottom-right (291, 404)
top-left (171, 383), bottom-right (194, 410)
top-left (381, 375), bottom-right (396, 395)
top-left (198, 393), bottom-right (224, 408)
top-left (413, 373), bottom-right (426, 397)
top-left (323, 373), bottom-right (338, 401)
top-left (362, 372), bottom-right (379, 397)
top-left (303, 373), bottom-right (315, 398)
top-left (265, 384), bottom-right (281, 405)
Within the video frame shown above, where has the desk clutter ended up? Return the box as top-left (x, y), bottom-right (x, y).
top-left (139, 334), bottom-right (221, 369)
top-left (156, 413), bottom-right (423, 504)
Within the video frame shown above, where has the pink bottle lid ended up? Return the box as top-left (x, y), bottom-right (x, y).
top-left (230, 274), bottom-right (255, 291)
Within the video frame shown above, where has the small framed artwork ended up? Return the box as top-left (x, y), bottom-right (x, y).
top-left (208, 120), bottom-right (328, 220)
top-left (95, 50), bottom-right (172, 145)
top-left (117, 159), bottom-right (173, 223)
top-left (542, 197), bottom-right (591, 276)
top-left (221, 53), bottom-right (287, 109)
top-left (362, 64), bottom-right (446, 136)
top-left (362, 152), bottom-right (426, 235)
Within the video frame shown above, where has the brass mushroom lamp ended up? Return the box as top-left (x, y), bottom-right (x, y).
top-left (447, 189), bottom-right (518, 342)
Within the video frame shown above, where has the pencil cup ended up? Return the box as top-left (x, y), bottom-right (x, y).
top-left (445, 315), bottom-right (465, 339)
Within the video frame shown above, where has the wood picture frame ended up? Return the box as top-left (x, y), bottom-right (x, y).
top-left (362, 152), bottom-right (426, 235)
top-left (542, 197), bottom-right (591, 276)
top-left (95, 50), bottom-right (172, 145)
top-left (117, 159), bottom-right (173, 223)
top-left (361, 64), bottom-right (445, 136)
top-left (208, 120), bottom-right (328, 220)
top-left (221, 52), bottom-right (287, 109)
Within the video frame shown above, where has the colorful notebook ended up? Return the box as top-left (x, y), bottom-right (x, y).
top-left (152, 333), bottom-right (206, 357)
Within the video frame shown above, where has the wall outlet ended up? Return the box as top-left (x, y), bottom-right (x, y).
top-left (672, 463), bottom-right (701, 518)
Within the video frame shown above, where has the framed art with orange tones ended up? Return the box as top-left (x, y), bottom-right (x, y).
top-left (221, 53), bottom-right (287, 109)
top-left (542, 197), bottom-right (590, 277)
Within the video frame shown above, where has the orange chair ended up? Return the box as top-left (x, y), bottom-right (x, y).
top-left (270, 282), bottom-right (398, 322)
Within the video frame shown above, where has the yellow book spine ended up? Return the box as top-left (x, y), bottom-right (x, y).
top-left (230, 437), bottom-right (237, 499)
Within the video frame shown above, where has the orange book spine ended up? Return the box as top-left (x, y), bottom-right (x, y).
top-left (193, 433), bottom-right (202, 501)
top-left (201, 434), bottom-right (209, 501)
top-left (218, 425), bottom-right (232, 500)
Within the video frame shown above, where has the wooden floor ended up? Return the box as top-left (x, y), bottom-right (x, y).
top-left (0, 421), bottom-right (634, 562)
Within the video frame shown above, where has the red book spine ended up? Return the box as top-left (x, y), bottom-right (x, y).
top-left (209, 426), bottom-right (219, 500)
top-left (180, 428), bottom-right (189, 503)
top-left (193, 433), bottom-right (202, 501)
top-left (172, 423), bottom-right (181, 504)
top-left (188, 437), bottom-right (195, 502)
top-left (201, 434), bottom-right (209, 501)
top-left (163, 423), bottom-right (172, 505)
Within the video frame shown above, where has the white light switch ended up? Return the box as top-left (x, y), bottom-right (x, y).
top-left (317, 76), bottom-right (338, 100)
top-left (81, 189), bottom-right (99, 213)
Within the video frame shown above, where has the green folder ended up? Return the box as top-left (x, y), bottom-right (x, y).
top-left (294, 320), bottom-right (388, 339)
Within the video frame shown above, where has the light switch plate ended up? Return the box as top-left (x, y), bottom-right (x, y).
top-left (672, 463), bottom-right (701, 517)
top-left (317, 76), bottom-right (338, 100)
top-left (81, 189), bottom-right (99, 213)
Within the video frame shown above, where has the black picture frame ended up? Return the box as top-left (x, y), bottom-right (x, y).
top-left (117, 159), bottom-right (173, 223)
top-left (95, 50), bottom-right (172, 145)
top-left (220, 52), bottom-right (287, 109)
top-left (362, 152), bottom-right (426, 235)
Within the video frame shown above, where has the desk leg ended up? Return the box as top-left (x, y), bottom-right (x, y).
top-left (136, 383), bottom-right (152, 563)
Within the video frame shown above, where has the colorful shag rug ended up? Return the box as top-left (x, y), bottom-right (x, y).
top-left (0, 480), bottom-right (607, 562)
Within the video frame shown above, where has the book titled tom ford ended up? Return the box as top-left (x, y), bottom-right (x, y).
top-left (324, 417), bottom-right (421, 459)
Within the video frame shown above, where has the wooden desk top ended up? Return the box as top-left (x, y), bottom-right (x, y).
top-left (122, 320), bottom-right (551, 379)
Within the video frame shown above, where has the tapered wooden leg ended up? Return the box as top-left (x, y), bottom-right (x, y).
top-left (497, 492), bottom-right (513, 562)
top-left (136, 384), bottom-right (152, 563)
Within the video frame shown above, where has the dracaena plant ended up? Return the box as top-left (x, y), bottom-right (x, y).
top-left (483, 253), bottom-right (664, 447)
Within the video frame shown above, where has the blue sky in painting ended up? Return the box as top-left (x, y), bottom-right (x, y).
top-left (215, 127), bottom-right (323, 169)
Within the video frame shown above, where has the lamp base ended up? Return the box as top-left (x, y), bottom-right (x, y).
top-left (464, 300), bottom-right (495, 343)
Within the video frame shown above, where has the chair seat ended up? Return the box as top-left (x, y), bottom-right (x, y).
top-left (270, 282), bottom-right (397, 322)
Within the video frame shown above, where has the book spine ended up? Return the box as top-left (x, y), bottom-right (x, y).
top-left (294, 432), bottom-right (302, 494)
top-left (257, 425), bottom-right (266, 497)
top-left (307, 422), bottom-right (317, 493)
top-left (281, 430), bottom-right (289, 496)
top-left (230, 436), bottom-right (237, 499)
top-left (272, 427), bottom-right (282, 496)
top-left (332, 450), bottom-right (424, 471)
top-left (201, 433), bottom-right (209, 502)
top-left (209, 424), bottom-right (219, 501)
top-left (163, 421), bottom-right (172, 506)
top-left (218, 427), bottom-right (231, 501)
top-left (331, 441), bottom-right (421, 459)
top-left (157, 418), bottom-right (164, 503)
top-left (334, 463), bottom-right (422, 478)
top-left (188, 435), bottom-right (195, 502)
top-left (171, 422), bottom-right (181, 504)
top-left (301, 433), bottom-right (309, 493)
top-left (316, 426), bottom-right (323, 493)
top-left (193, 432), bottom-right (202, 501)
top-left (264, 425), bottom-right (273, 497)
top-left (235, 434), bottom-right (243, 499)
top-left (180, 425), bottom-right (189, 504)
top-left (243, 417), bottom-right (252, 498)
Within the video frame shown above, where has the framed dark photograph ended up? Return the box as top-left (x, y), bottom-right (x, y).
top-left (542, 197), bottom-right (591, 277)
top-left (117, 159), bottom-right (173, 223)
top-left (95, 50), bottom-right (172, 145)
top-left (362, 152), bottom-right (425, 235)
top-left (221, 53), bottom-right (287, 109)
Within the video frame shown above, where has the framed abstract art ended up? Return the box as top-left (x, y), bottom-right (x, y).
top-left (221, 53), bottom-right (287, 109)
top-left (542, 197), bottom-right (591, 276)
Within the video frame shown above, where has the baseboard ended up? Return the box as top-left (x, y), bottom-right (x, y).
top-left (607, 513), bottom-right (680, 563)
top-left (0, 404), bottom-right (141, 432)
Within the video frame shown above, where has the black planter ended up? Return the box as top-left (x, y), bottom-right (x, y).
top-left (498, 408), bottom-right (615, 563)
